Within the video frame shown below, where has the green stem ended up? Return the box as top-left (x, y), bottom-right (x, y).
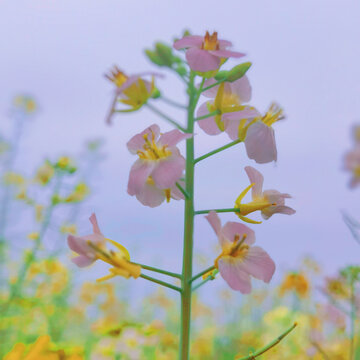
top-left (176, 182), bottom-right (190, 199)
top-left (235, 323), bottom-right (298, 360)
top-left (131, 262), bottom-right (182, 279)
top-left (194, 139), bottom-right (242, 164)
top-left (202, 79), bottom-right (224, 92)
top-left (194, 208), bottom-right (240, 215)
top-left (146, 103), bottom-right (187, 132)
top-left (160, 96), bottom-right (187, 109)
top-left (179, 73), bottom-right (204, 360)
top-left (140, 274), bottom-right (181, 292)
top-left (194, 110), bottom-right (220, 122)
top-left (5, 172), bottom-right (63, 306)
top-left (190, 265), bottom-right (215, 283)
top-left (350, 279), bottom-right (356, 360)
top-left (192, 269), bottom-right (218, 291)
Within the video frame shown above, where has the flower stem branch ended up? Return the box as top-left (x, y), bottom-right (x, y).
top-left (146, 103), bottom-right (187, 132)
top-left (160, 96), bottom-right (187, 109)
top-left (194, 139), bottom-right (242, 164)
top-left (201, 79), bottom-right (224, 92)
top-left (190, 265), bottom-right (215, 283)
top-left (131, 262), bottom-right (182, 279)
top-left (194, 208), bottom-right (240, 215)
top-left (139, 274), bottom-right (181, 292)
top-left (194, 110), bottom-right (220, 122)
top-left (176, 182), bottom-right (190, 199)
top-left (235, 323), bottom-right (298, 360)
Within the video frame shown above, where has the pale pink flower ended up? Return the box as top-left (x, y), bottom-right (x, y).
top-left (105, 67), bottom-right (163, 124)
top-left (235, 166), bottom-right (295, 223)
top-left (244, 103), bottom-right (284, 164)
top-left (174, 31), bottom-right (245, 73)
top-left (197, 77), bottom-right (260, 139)
top-left (67, 213), bottom-right (106, 267)
top-left (127, 124), bottom-right (191, 206)
top-left (205, 211), bottom-right (275, 293)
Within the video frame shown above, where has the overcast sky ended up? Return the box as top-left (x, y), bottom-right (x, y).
top-left (1, 0), bottom-right (360, 295)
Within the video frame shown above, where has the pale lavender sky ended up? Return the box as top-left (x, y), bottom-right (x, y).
top-left (1, 0), bottom-right (360, 291)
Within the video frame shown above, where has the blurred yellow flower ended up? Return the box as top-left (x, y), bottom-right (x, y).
top-left (34, 161), bottom-right (55, 185)
top-left (279, 272), bottom-right (310, 298)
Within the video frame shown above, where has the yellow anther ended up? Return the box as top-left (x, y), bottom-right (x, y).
top-left (202, 31), bottom-right (219, 51)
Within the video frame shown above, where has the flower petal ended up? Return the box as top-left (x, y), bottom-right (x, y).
top-left (158, 129), bottom-right (191, 147)
top-left (262, 205), bottom-right (296, 220)
top-left (127, 159), bottom-right (155, 196)
top-left (197, 102), bottom-right (223, 135)
top-left (201, 78), bottom-right (219, 98)
top-left (220, 221), bottom-right (255, 246)
top-left (72, 255), bottom-right (95, 268)
top-left (241, 246), bottom-right (276, 283)
top-left (151, 154), bottom-right (185, 189)
top-left (244, 166), bottom-right (264, 199)
top-left (186, 48), bottom-right (220, 72)
top-left (89, 213), bottom-right (102, 235)
top-left (173, 35), bottom-right (203, 50)
top-left (209, 49), bottom-right (245, 59)
top-left (218, 39), bottom-right (233, 48)
top-left (218, 257), bottom-right (252, 293)
top-left (245, 121), bottom-right (277, 163)
top-left (136, 180), bottom-right (165, 208)
top-left (205, 211), bottom-right (222, 236)
top-left (230, 76), bottom-right (252, 103)
top-left (127, 124), bottom-right (160, 154)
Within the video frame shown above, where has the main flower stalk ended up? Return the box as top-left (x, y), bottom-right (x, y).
top-left (180, 71), bottom-right (197, 360)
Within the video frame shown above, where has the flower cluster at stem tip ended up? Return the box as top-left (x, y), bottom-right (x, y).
top-left (68, 30), bottom-right (296, 298)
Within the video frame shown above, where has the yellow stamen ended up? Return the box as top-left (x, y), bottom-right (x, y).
top-left (105, 66), bottom-right (128, 87)
top-left (137, 131), bottom-right (171, 161)
top-left (262, 103), bottom-right (284, 127)
top-left (202, 31), bottom-right (220, 51)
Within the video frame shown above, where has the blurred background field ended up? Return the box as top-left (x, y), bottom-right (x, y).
top-left (1, 0), bottom-right (360, 359)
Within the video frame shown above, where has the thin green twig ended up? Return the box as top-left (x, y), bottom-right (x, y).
top-left (194, 110), bottom-right (220, 121)
top-left (194, 139), bottom-right (242, 164)
top-left (190, 265), bottom-right (215, 283)
top-left (140, 274), bottom-right (181, 292)
top-left (235, 323), bottom-right (298, 360)
top-left (194, 208), bottom-right (240, 215)
top-left (131, 262), bottom-right (182, 279)
top-left (146, 103), bottom-right (187, 132)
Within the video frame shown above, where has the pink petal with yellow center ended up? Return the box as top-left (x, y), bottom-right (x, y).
top-left (220, 221), bottom-right (255, 246)
top-left (173, 35), bottom-right (203, 50)
top-left (218, 257), bottom-right (252, 293)
top-left (186, 48), bottom-right (220, 72)
top-left (116, 72), bottom-right (163, 95)
top-left (209, 49), bottom-right (245, 59)
top-left (158, 129), bottom-right (191, 147)
top-left (127, 124), bottom-right (161, 154)
top-left (241, 246), bottom-right (276, 283)
top-left (205, 211), bottom-right (222, 236)
top-left (127, 159), bottom-right (155, 196)
top-left (151, 154), bottom-right (185, 189)
top-left (244, 166), bottom-right (264, 199)
top-left (245, 121), bottom-right (277, 163)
